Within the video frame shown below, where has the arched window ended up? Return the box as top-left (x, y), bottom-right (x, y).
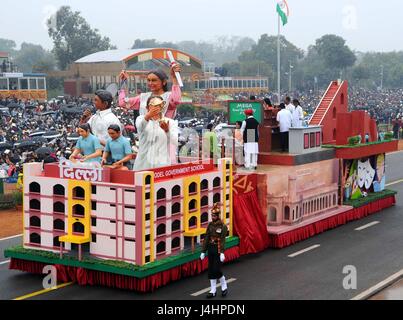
top-left (30, 199), bottom-right (40, 211)
top-left (201, 179), bottom-right (209, 191)
top-left (189, 182), bottom-right (197, 194)
top-left (73, 222), bottom-right (84, 234)
top-left (213, 193), bottom-right (221, 203)
top-left (53, 236), bottom-right (62, 248)
top-left (201, 196), bottom-right (209, 207)
top-left (53, 184), bottom-right (65, 196)
top-left (333, 128), bottom-right (337, 140)
top-left (213, 177), bottom-right (221, 188)
top-left (157, 206), bottom-right (166, 218)
top-left (172, 202), bottom-right (181, 215)
top-left (73, 186), bottom-right (85, 199)
top-left (333, 107), bottom-right (337, 119)
top-left (30, 233), bottom-right (41, 244)
top-left (30, 216), bottom-right (41, 228)
top-left (189, 216), bottom-right (197, 228)
top-left (269, 207), bottom-right (277, 222)
top-left (340, 93), bottom-right (345, 105)
top-left (157, 188), bottom-right (166, 200)
top-left (188, 199), bottom-right (197, 211)
top-left (172, 220), bottom-right (181, 232)
top-left (29, 182), bottom-right (40, 194)
top-left (172, 185), bottom-right (181, 197)
top-left (284, 206), bottom-right (290, 220)
top-left (157, 241), bottom-right (166, 254)
top-left (157, 224), bottom-right (166, 236)
top-left (53, 202), bottom-right (65, 213)
top-left (53, 219), bottom-right (65, 231)
top-left (72, 204), bottom-right (85, 217)
top-left (201, 212), bottom-right (209, 223)
top-left (171, 237), bottom-right (180, 249)
top-left (145, 175), bottom-right (151, 185)
top-left (333, 194), bottom-right (337, 206)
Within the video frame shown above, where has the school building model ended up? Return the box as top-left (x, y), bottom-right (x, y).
top-left (22, 158), bottom-right (233, 266)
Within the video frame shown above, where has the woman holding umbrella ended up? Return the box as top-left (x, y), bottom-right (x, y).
top-left (69, 124), bottom-right (103, 163)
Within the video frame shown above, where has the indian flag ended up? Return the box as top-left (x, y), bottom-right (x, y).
top-left (276, 0), bottom-right (289, 26)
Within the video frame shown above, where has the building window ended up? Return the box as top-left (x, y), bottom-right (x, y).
top-left (189, 216), bottom-right (197, 228)
top-left (53, 236), bottom-right (62, 248)
top-left (29, 182), bottom-right (40, 194)
top-left (91, 217), bottom-right (97, 227)
top-left (172, 220), bottom-right (181, 232)
top-left (91, 201), bottom-right (97, 211)
top-left (145, 234), bottom-right (150, 241)
top-left (226, 211), bottom-right (230, 219)
top-left (172, 185), bottom-right (181, 197)
top-left (30, 233), bottom-right (41, 244)
top-left (145, 213), bottom-right (150, 221)
top-left (201, 212), bottom-right (208, 223)
top-left (340, 93), bottom-right (345, 105)
top-left (201, 196), bottom-right (209, 207)
top-left (145, 192), bottom-right (150, 200)
top-left (145, 175), bottom-right (151, 185)
top-left (91, 233), bottom-right (97, 243)
top-left (157, 241), bottom-right (166, 254)
top-left (53, 202), bottom-right (65, 213)
top-left (157, 224), bottom-right (166, 236)
top-left (53, 219), bottom-right (64, 231)
top-left (172, 237), bottom-right (180, 249)
top-left (72, 204), bottom-right (85, 217)
top-left (189, 182), bottom-right (197, 194)
top-left (53, 184), bottom-right (65, 196)
top-left (201, 179), bottom-right (208, 191)
top-left (30, 216), bottom-right (41, 228)
top-left (172, 202), bottom-right (181, 215)
top-left (91, 185), bottom-right (97, 194)
top-left (157, 188), bottom-right (166, 200)
top-left (284, 206), bottom-right (290, 220)
top-left (72, 186), bottom-right (85, 199)
top-left (73, 222), bottom-right (84, 234)
top-left (213, 177), bottom-right (221, 188)
top-left (145, 255), bottom-right (150, 263)
top-left (30, 199), bottom-right (40, 211)
top-left (333, 194), bottom-right (337, 206)
top-left (157, 206), bottom-right (166, 218)
top-left (226, 194), bottom-right (230, 201)
top-left (189, 199), bottom-right (197, 211)
top-left (213, 193), bottom-right (221, 203)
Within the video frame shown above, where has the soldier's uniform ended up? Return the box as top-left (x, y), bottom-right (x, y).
top-left (201, 203), bottom-right (228, 298)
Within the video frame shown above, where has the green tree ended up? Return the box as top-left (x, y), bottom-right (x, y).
top-left (13, 43), bottom-right (55, 73)
top-left (0, 38), bottom-right (17, 54)
top-left (131, 39), bottom-right (178, 49)
top-left (48, 6), bottom-right (116, 70)
top-left (314, 35), bottom-right (356, 71)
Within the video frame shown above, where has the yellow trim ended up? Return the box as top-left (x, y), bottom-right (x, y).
top-left (13, 282), bottom-right (73, 300)
top-left (183, 176), bottom-right (202, 236)
top-left (222, 159), bottom-right (234, 236)
top-left (59, 180), bottom-right (91, 244)
top-left (183, 228), bottom-right (206, 237)
top-left (142, 173), bottom-right (155, 265)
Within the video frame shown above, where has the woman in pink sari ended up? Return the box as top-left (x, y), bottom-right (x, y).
top-left (118, 64), bottom-right (182, 119)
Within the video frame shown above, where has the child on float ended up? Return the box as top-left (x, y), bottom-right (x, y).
top-left (101, 124), bottom-right (133, 170)
top-left (69, 123), bottom-right (103, 163)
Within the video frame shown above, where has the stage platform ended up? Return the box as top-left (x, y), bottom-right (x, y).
top-left (258, 148), bottom-right (336, 166)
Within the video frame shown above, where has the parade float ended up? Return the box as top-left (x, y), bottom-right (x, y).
top-left (4, 80), bottom-right (398, 292)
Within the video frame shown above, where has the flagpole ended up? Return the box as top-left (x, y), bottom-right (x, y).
top-left (277, 14), bottom-right (281, 105)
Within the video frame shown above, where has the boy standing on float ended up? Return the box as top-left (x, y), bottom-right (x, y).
top-left (200, 203), bottom-right (228, 298)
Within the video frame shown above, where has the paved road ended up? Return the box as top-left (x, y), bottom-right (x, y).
top-left (1, 152), bottom-right (403, 300)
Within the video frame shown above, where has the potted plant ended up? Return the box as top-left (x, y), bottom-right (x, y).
top-left (348, 135), bottom-right (361, 146)
top-left (384, 132), bottom-right (394, 141)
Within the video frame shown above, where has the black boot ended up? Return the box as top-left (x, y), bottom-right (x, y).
top-left (206, 292), bottom-right (216, 299)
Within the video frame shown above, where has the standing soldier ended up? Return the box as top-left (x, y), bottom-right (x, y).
top-left (200, 203), bottom-right (228, 298)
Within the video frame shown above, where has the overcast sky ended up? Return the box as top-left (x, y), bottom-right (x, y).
top-left (1, 0), bottom-right (400, 53)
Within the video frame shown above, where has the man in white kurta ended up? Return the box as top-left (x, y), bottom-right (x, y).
top-left (292, 99), bottom-right (304, 127)
top-left (133, 97), bottom-right (178, 171)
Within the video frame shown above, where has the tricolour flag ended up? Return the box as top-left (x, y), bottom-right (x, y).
top-left (276, 0), bottom-right (290, 26)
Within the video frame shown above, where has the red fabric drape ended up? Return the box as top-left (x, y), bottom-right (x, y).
top-left (233, 191), bottom-right (271, 255)
top-left (9, 246), bottom-right (240, 293)
top-left (270, 196), bottom-right (396, 249)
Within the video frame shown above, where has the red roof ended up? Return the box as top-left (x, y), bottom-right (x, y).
top-left (0, 52), bottom-right (9, 58)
